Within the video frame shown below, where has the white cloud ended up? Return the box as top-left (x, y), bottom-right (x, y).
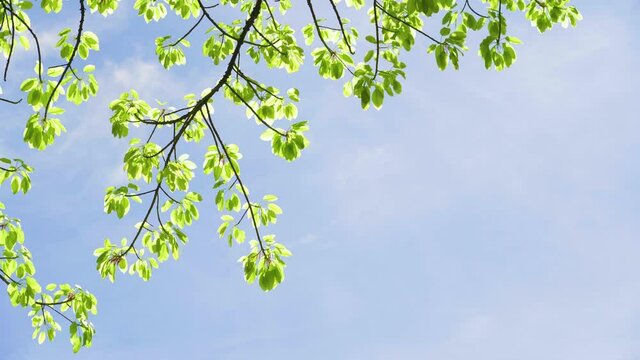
top-left (59, 57), bottom-right (187, 148)
top-left (108, 57), bottom-right (188, 101)
top-left (296, 233), bottom-right (322, 245)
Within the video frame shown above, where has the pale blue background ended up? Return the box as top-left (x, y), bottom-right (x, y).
top-left (2, 1), bottom-right (640, 359)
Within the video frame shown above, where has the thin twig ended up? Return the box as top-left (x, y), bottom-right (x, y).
top-left (376, 3), bottom-right (442, 44)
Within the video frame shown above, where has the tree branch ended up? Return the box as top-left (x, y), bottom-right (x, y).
top-left (43, 0), bottom-right (85, 121)
top-left (122, 0), bottom-right (266, 258)
top-left (328, 0), bottom-right (355, 54)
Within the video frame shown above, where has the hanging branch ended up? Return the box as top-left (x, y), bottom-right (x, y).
top-left (120, 0), bottom-right (267, 258)
top-left (2, 0), bottom-right (16, 81)
top-left (0, 0), bottom-right (44, 82)
top-left (496, 0), bottom-right (503, 47)
top-left (43, 0), bottom-right (85, 121)
top-left (0, 261), bottom-right (88, 328)
top-left (372, 0), bottom-right (381, 80)
top-left (202, 106), bottom-right (267, 256)
top-left (305, 0), bottom-right (356, 76)
top-left (328, 0), bottom-right (355, 54)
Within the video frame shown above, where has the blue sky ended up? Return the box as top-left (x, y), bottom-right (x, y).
top-left (2, 1), bottom-right (640, 359)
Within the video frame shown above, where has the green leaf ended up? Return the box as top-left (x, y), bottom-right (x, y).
top-left (372, 87), bottom-right (384, 109)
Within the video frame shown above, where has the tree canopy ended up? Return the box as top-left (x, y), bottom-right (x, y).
top-left (0, 0), bottom-right (581, 353)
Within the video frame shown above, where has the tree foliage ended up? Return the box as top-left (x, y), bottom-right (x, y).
top-left (0, 0), bottom-right (581, 352)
